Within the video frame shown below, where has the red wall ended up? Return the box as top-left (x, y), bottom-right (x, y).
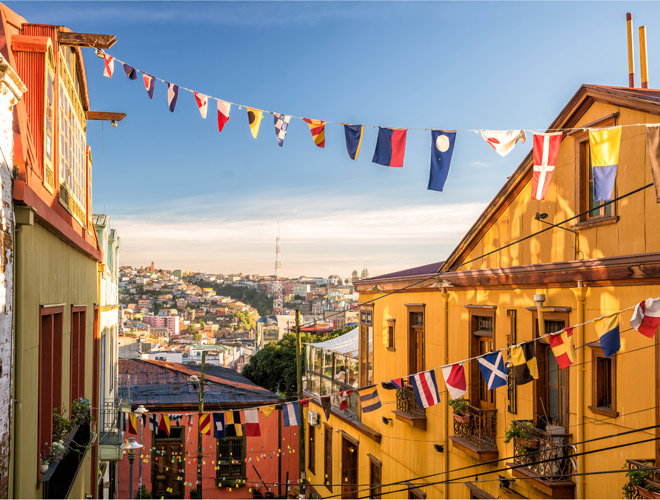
top-left (118, 411), bottom-right (299, 499)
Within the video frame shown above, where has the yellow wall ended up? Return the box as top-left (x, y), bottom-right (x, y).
top-left (306, 99), bottom-right (660, 499)
top-left (11, 220), bottom-right (97, 499)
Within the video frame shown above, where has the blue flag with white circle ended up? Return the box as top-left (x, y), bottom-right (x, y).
top-left (428, 130), bottom-right (457, 192)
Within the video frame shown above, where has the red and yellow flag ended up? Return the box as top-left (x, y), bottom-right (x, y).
top-left (548, 327), bottom-right (576, 369)
top-left (199, 413), bottom-right (211, 435)
top-left (303, 118), bottom-right (326, 148)
top-left (158, 414), bottom-right (171, 436)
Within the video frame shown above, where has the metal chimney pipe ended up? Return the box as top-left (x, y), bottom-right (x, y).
top-left (627, 13), bottom-right (635, 87)
top-left (640, 26), bottom-right (649, 88)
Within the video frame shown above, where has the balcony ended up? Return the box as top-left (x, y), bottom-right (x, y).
top-left (506, 422), bottom-right (576, 498)
top-left (99, 401), bottom-right (123, 461)
top-left (624, 459), bottom-right (660, 499)
top-left (449, 404), bottom-right (498, 461)
top-left (40, 420), bottom-right (92, 499)
top-left (393, 385), bottom-right (426, 430)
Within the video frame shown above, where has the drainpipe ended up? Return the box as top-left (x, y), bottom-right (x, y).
top-left (571, 282), bottom-right (587, 499)
top-left (440, 288), bottom-right (450, 499)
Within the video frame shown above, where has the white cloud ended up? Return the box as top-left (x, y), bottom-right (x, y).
top-left (113, 201), bottom-right (486, 277)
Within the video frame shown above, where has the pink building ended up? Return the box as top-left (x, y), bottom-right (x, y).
top-left (144, 315), bottom-right (180, 338)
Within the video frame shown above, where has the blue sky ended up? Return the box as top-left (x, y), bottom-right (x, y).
top-left (11, 1), bottom-right (660, 277)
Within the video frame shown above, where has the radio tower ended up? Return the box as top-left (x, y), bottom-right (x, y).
top-left (273, 226), bottom-right (283, 315)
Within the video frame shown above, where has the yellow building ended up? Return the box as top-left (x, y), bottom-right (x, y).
top-left (303, 85), bottom-right (660, 499)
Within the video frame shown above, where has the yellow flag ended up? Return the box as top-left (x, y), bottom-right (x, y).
top-left (589, 127), bottom-right (622, 167)
top-left (259, 405), bottom-right (276, 419)
top-left (246, 107), bottom-right (264, 139)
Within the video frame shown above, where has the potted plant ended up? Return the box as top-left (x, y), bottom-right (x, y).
top-left (70, 397), bottom-right (92, 426)
top-left (623, 461), bottom-right (659, 499)
top-left (47, 440), bottom-right (67, 463)
top-left (52, 408), bottom-right (72, 442)
top-left (504, 421), bottom-right (538, 449)
top-left (448, 397), bottom-right (470, 424)
top-left (40, 456), bottom-right (50, 474)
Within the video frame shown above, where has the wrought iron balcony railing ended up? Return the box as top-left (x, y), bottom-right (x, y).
top-left (395, 385), bottom-right (425, 418)
top-left (624, 459), bottom-right (660, 499)
top-left (452, 404), bottom-right (497, 449)
top-left (510, 422), bottom-right (577, 483)
top-left (41, 420), bottom-right (92, 499)
top-left (99, 401), bottom-right (123, 447)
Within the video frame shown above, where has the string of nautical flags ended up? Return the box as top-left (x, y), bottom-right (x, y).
top-left (119, 297), bottom-right (660, 437)
top-left (98, 51), bottom-right (660, 200)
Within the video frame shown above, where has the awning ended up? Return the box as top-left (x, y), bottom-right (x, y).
top-left (305, 327), bottom-right (359, 358)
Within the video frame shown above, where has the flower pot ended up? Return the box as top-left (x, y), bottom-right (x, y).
top-left (40, 463), bottom-right (49, 474)
top-left (637, 485), bottom-right (655, 499)
top-left (518, 438), bottom-right (539, 450)
top-left (453, 413), bottom-right (470, 424)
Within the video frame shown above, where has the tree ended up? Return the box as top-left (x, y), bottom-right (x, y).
top-left (361, 267), bottom-right (369, 279)
top-left (192, 333), bottom-right (202, 342)
top-left (351, 270), bottom-right (359, 282)
top-left (242, 331), bottom-right (341, 398)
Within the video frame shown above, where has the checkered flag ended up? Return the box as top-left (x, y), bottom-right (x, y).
top-left (274, 113), bottom-right (291, 147)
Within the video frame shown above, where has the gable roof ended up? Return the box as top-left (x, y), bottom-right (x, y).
top-left (440, 84), bottom-right (660, 273)
top-left (119, 358), bottom-right (282, 410)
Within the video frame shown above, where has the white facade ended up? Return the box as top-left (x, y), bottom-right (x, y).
top-left (0, 56), bottom-right (24, 497)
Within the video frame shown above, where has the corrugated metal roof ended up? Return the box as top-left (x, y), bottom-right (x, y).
top-left (358, 260), bottom-right (445, 282)
top-left (119, 359), bottom-right (282, 410)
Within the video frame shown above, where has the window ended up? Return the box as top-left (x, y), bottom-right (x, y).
top-left (369, 455), bottom-right (382, 499)
top-left (407, 483), bottom-right (426, 499)
top-left (533, 313), bottom-right (569, 427)
top-left (573, 114), bottom-right (618, 224)
top-left (308, 424), bottom-right (315, 473)
top-left (216, 434), bottom-right (246, 482)
top-left (58, 50), bottom-right (87, 223)
top-left (359, 307), bottom-right (373, 385)
top-left (324, 424), bottom-right (333, 491)
top-left (506, 309), bottom-right (518, 414)
top-left (44, 44), bottom-right (55, 189)
top-left (406, 305), bottom-right (425, 375)
top-left (589, 344), bottom-right (618, 417)
top-left (39, 306), bottom-right (63, 458)
top-left (70, 306), bottom-right (87, 403)
top-left (467, 307), bottom-right (496, 409)
top-left (386, 319), bottom-right (395, 351)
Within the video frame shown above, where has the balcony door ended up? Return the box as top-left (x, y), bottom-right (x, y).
top-left (534, 315), bottom-right (569, 428)
top-left (341, 435), bottom-right (358, 499)
top-left (469, 309), bottom-right (496, 410)
top-left (152, 426), bottom-right (185, 498)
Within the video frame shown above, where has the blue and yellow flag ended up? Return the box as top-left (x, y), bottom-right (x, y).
top-left (594, 312), bottom-right (621, 357)
top-left (358, 386), bottom-right (382, 413)
top-left (344, 124), bottom-right (365, 160)
top-left (589, 127), bottom-right (621, 201)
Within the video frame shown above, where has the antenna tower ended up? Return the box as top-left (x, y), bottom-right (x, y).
top-left (273, 226), bottom-right (283, 315)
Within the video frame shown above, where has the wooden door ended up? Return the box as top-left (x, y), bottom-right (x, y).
top-left (152, 427), bottom-right (185, 498)
top-left (341, 437), bottom-right (358, 499)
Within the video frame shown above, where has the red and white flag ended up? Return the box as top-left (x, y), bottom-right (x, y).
top-left (337, 390), bottom-right (353, 410)
top-left (480, 130), bottom-right (526, 157)
top-left (103, 53), bottom-right (114, 78)
top-left (187, 413), bottom-right (194, 440)
top-left (217, 100), bottom-right (231, 133)
top-left (410, 370), bottom-right (441, 409)
top-left (631, 297), bottom-right (660, 338)
top-left (244, 409), bottom-right (261, 437)
top-left (143, 74), bottom-right (155, 99)
top-left (441, 363), bottom-right (467, 400)
top-left (194, 92), bottom-right (208, 119)
top-left (532, 132), bottom-right (561, 200)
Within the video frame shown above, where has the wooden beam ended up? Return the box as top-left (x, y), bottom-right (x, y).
top-left (86, 111), bottom-right (126, 122)
top-left (58, 32), bottom-right (116, 49)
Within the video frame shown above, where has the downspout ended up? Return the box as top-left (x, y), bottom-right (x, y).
top-left (440, 288), bottom-right (450, 499)
top-left (11, 205), bottom-right (33, 499)
top-left (571, 282), bottom-right (587, 499)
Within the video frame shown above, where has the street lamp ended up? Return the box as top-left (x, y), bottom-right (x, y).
top-left (122, 437), bottom-right (143, 500)
top-left (134, 405), bottom-right (149, 497)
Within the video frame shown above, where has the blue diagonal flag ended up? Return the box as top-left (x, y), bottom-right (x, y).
top-left (478, 351), bottom-right (508, 390)
top-left (344, 124), bottom-right (365, 160)
top-left (167, 82), bottom-right (179, 112)
top-left (213, 413), bottom-right (225, 438)
top-left (428, 130), bottom-right (457, 192)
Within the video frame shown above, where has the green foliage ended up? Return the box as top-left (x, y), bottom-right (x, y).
top-left (71, 397), bottom-right (92, 426)
top-left (138, 485), bottom-right (152, 499)
top-left (623, 461), bottom-right (657, 498)
top-left (192, 333), bottom-right (202, 342)
top-left (448, 397), bottom-right (469, 416)
top-left (233, 310), bottom-right (256, 331)
top-left (192, 280), bottom-right (273, 316)
top-left (52, 408), bottom-right (72, 442)
top-left (242, 332), bottom-right (336, 398)
top-left (504, 420), bottom-right (534, 444)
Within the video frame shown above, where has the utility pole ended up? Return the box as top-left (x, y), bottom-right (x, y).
top-left (197, 351), bottom-right (207, 499)
top-left (296, 309), bottom-right (305, 497)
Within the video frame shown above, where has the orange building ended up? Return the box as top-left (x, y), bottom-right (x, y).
top-left (118, 359), bottom-right (299, 499)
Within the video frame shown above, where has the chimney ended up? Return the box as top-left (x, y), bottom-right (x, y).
top-left (640, 25), bottom-right (649, 88)
top-left (627, 12), bottom-right (635, 87)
